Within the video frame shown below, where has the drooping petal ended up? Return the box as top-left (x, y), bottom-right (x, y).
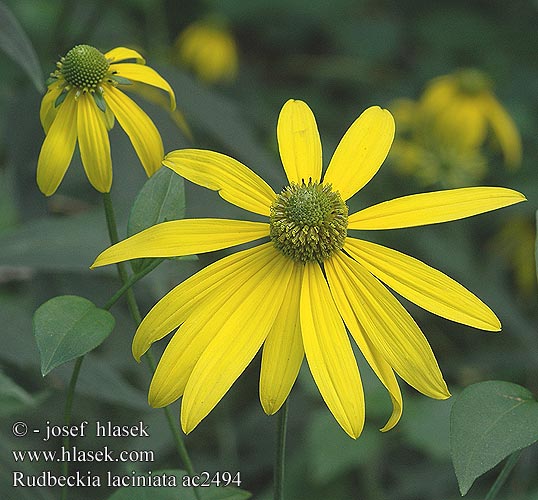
top-left (348, 187), bottom-right (526, 230)
top-left (181, 249), bottom-right (294, 433)
top-left (323, 106), bottom-right (395, 201)
top-left (103, 85), bottom-right (163, 176)
top-left (328, 251), bottom-right (450, 400)
top-left (260, 262), bottom-right (304, 415)
top-left (36, 92), bottom-right (78, 196)
top-left (110, 62), bottom-right (176, 110)
top-left (77, 93), bottom-right (112, 193)
top-left (483, 94), bottom-right (522, 168)
top-left (148, 243), bottom-right (277, 407)
top-left (91, 219), bottom-right (269, 268)
top-left (277, 99), bottom-right (322, 184)
top-left (164, 150), bottom-right (276, 216)
top-left (40, 81), bottom-right (64, 132)
top-left (105, 47), bottom-right (146, 64)
top-left (301, 261), bottom-right (364, 438)
top-left (132, 243), bottom-right (273, 360)
top-left (325, 253), bottom-right (403, 431)
top-left (345, 238), bottom-right (501, 331)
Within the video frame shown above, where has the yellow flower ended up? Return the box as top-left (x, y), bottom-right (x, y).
top-left (92, 100), bottom-right (525, 438)
top-left (175, 20), bottom-right (238, 84)
top-left (420, 69), bottom-right (522, 168)
top-left (37, 45), bottom-right (176, 196)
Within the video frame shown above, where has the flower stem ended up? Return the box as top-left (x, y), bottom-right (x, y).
top-left (485, 449), bottom-right (523, 500)
top-left (102, 192), bottom-right (142, 324)
top-left (274, 400), bottom-right (289, 500)
top-left (101, 192), bottom-right (200, 499)
top-left (60, 356), bottom-right (84, 500)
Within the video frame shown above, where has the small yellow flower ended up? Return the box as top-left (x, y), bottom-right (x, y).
top-left (420, 69), bottom-right (522, 168)
top-left (92, 100), bottom-right (525, 438)
top-left (37, 45), bottom-right (176, 196)
top-left (175, 20), bottom-right (238, 84)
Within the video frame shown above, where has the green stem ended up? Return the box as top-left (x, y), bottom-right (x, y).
top-left (102, 192), bottom-right (142, 324)
top-left (144, 350), bottom-right (197, 478)
top-left (102, 258), bottom-right (164, 311)
top-left (274, 400), bottom-right (289, 500)
top-left (485, 449), bottom-right (523, 500)
top-left (60, 356), bottom-right (84, 500)
top-left (102, 192), bottom-right (199, 500)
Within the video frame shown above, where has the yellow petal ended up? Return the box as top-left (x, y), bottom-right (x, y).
top-left (77, 93), bottom-right (112, 193)
top-left (105, 47), bottom-right (146, 64)
top-left (132, 243), bottom-right (273, 360)
top-left (181, 248), bottom-right (293, 433)
top-left (164, 149), bottom-right (276, 216)
top-left (40, 81), bottom-right (64, 133)
top-left (110, 62), bottom-right (176, 110)
top-left (91, 219), bottom-right (269, 268)
top-left (348, 187), bottom-right (526, 230)
top-left (277, 99), bottom-right (322, 184)
top-left (36, 92), bottom-right (78, 196)
top-left (301, 261), bottom-right (364, 438)
top-left (345, 238), bottom-right (501, 331)
top-left (323, 106), bottom-right (395, 201)
top-left (328, 251), bottom-right (450, 400)
top-left (483, 94), bottom-right (522, 168)
top-left (325, 253), bottom-right (403, 431)
top-left (103, 86), bottom-right (163, 176)
top-left (148, 244), bottom-right (277, 407)
top-left (260, 263), bottom-right (304, 415)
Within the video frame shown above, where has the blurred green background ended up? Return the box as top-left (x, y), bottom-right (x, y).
top-left (0, 0), bottom-right (537, 499)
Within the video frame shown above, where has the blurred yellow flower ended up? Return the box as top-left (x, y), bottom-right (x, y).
top-left (92, 100), bottom-right (525, 438)
top-left (38, 45), bottom-right (176, 196)
top-left (390, 70), bottom-right (522, 187)
top-left (175, 20), bottom-right (238, 84)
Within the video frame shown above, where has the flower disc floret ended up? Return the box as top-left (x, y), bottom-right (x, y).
top-left (270, 180), bottom-right (348, 262)
top-left (60, 45), bottom-right (109, 92)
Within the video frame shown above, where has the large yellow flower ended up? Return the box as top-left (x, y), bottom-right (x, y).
top-left (38, 45), bottom-right (176, 196)
top-left (92, 100), bottom-right (525, 438)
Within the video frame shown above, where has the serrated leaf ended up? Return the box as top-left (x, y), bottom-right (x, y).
top-left (450, 380), bottom-right (538, 495)
top-left (33, 295), bottom-right (115, 376)
top-left (0, 1), bottom-right (44, 93)
top-left (106, 469), bottom-right (251, 500)
top-left (127, 166), bottom-right (186, 273)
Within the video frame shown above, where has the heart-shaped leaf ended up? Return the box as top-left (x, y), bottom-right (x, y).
top-left (450, 380), bottom-right (538, 495)
top-left (33, 295), bottom-right (115, 376)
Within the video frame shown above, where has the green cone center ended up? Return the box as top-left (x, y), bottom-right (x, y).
top-left (61, 45), bottom-right (109, 91)
top-left (270, 180), bottom-right (348, 263)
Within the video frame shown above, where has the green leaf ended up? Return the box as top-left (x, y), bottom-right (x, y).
top-left (127, 166), bottom-right (186, 272)
top-left (0, 210), bottom-right (111, 272)
top-left (33, 295), bottom-right (115, 376)
top-left (450, 380), bottom-right (538, 495)
top-left (106, 469), bottom-right (251, 500)
top-left (0, 1), bottom-right (44, 93)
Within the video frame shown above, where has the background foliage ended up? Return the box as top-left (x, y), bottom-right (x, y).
top-left (0, 0), bottom-right (537, 499)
